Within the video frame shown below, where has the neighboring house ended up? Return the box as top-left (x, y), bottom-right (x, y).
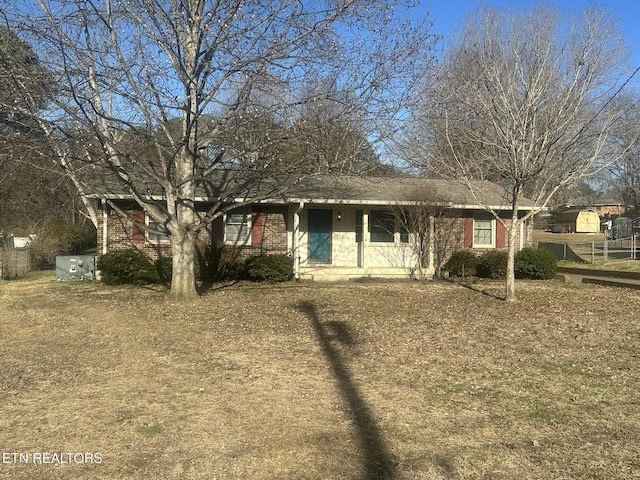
top-left (562, 198), bottom-right (626, 217)
top-left (552, 208), bottom-right (601, 234)
top-left (87, 174), bottom-right (536, 281)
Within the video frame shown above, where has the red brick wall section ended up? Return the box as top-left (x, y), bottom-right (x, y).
top-left (102, 208), bottom-right (171, 262)
top-left (237, 207), bottom-right (289, 258)
top-left (100, 204), bottom-right (289, 263)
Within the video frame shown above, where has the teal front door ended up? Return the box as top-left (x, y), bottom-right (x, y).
top-left (308, 209), bottom-right (332, 263)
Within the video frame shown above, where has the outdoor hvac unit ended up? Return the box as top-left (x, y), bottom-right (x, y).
top-left (56, 255), bottom-right (96, 281)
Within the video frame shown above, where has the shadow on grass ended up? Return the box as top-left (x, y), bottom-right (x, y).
top-left (296, 300), bottom-right (395, 479)
top-left (448, 279), bottom-right (505, 301)
top-left (196, 280), bottom-right (239, 295)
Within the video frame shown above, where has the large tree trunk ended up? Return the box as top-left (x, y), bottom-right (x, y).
top-left (170, 225), bottom-right (198, 299)
top-left (169, 146), bottom-right (198, 299)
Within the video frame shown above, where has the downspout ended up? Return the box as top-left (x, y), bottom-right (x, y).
top-left (519, 219), bottom-right (524, 251)
top-left (293, 202), bottom-right (304, 280)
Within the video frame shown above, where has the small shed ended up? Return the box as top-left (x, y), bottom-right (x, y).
top-left (553, 209), bottom-right (600, 234)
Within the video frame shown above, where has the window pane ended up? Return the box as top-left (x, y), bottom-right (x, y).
top-left (370, 210), bottom-right (394, 242)
top-left (147, 218), bottom-right (169, 243)
top-left (473, 218), bottom-right (493, 246)
top-left (400, 225), bottom-right (409, 243)
top-left (226, 208), bottom-right (249, 242)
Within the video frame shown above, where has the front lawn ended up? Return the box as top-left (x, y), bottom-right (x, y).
top-left (0, 274), bottom-right (638, 479)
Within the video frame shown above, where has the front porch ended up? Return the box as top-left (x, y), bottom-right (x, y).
top-left (297, 265), bottom-right (425, 282)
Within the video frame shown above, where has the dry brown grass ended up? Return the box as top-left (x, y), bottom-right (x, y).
top-left (534, 229), bottom-right (640, 272)
top-left (533, 230), bottom-right (607, 244)
top-left (1, 273), bottom-right (639, 479)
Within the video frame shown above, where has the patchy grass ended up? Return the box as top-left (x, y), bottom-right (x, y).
top-left (558, 259), bottom-right (640, 273)
top-left (0, 275), bottom-right (639, 479)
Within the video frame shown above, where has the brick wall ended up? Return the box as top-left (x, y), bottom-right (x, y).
top-left (98, 203), bottom-right (289, 263)
top-left (235, 206), bottom-right (289, 259)
top-left (434, 214), bottom-right (533, 270)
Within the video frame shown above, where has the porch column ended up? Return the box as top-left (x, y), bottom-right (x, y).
top-left (428, 215), bottom-right (435, 272)
top-left (361, 210), bottom-right (369, 268)
top-left (101, 198), bottom-right (108, 255)
top-left (292, 202), bottom-right (304, 280)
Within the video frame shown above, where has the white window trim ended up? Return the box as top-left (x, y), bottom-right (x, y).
top-left (146, 214), bottom-right (170, 244)
top-left (224, 207), bottom-right (251, 245)
top-left (472, 215), bottom-right (496, 248)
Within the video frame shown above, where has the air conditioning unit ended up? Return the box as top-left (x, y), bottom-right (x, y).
top-left (56, 255), bottom-right (96, 281)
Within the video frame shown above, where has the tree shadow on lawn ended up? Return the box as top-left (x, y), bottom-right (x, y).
top-left (449, 279), bottom-right (506, 300)
top-left (295, 300), bottom-right (395, 479)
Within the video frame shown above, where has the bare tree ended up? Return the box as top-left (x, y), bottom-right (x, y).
top-left (608, 92), bottom-right (640, 214)
top-left (0, 24), bottom-right (90, 244)
top-left (405, 4), bottom-right (635, 301)
top-left (390, 189), bottom-right (459, 279)
top-left (4, 0), bottom-right (436, 297)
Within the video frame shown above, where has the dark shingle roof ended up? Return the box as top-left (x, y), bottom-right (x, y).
top-left (83, 169), bottom-right (535, 210)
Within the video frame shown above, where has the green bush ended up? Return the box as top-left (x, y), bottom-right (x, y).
top-left (445, 250), bottom-right (477, 277)
top-left (197, 244), bottom-right (244, 282)
top-left (97, 249), bottom-right (160, 285)
top-left (476, 250), bottom-right (508, 279)
top-left (155, 256), bottom-right (173, 285)
top-left (515, 247), bottom-right (557, 280)
top-left (243, 254), bottom-right (293, 282)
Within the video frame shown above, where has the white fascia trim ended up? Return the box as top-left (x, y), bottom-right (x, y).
top-left (88, 194), bottom-right (536, 211)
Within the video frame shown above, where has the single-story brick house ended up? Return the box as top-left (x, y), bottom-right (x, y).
top-left (88, 173), bottom-right (535, 281)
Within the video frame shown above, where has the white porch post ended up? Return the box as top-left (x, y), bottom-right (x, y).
top-left (519, 219), bottom-right (524, 251)
top-left (362, 210), bottom-right (369, 268)
top-left (101, 198), bottom-right (108, 255)
top-left (293, 202), bottom-right (304, 280)
top-left (428, 215), bottom-right (435, 272)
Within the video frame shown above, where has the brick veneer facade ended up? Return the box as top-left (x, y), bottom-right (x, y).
top-left (97, 202), bottom-right (289, 262)
top-left (432, 212), bottom-right (532, 271)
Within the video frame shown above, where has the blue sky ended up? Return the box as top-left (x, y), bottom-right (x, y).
top-left (420, 1), bottom-right (640, 69)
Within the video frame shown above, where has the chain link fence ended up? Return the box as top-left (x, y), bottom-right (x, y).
top-left (539, 234), bottom-right (640, 264)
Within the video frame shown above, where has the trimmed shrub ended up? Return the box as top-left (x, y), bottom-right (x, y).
top-left (515, 247), bottom-right (557, 280)
top-left (476, 250), bottom-right (508, 279)
top-left (243, 254), bottom-right (293, 282)
top-left (155, 256), bottom-right (173, 286)
top-left (97, 249), bottom-right (160, 285)
top-left (197, 244), bottom-right (244, 282)
top-left (445, 250), bottom-right (477, 277)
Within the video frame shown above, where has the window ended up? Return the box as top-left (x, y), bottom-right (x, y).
top-left (370, 210), bottom-right (395, 243)
top-left (146, 215), bottom-right (169, 244)
top-left (400, 224), bottom-right (410, 243)
top-left (225, 207), bottom-right (250, 244)
top-left (399, 210), bottom-right (410, 243)
top-left (473, 213), bottom-right (495, 247)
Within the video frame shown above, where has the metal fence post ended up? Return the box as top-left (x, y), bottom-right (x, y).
top-left (592, 241), bottom-right (595, 264)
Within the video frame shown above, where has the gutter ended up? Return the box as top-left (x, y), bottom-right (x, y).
top-left (86, 193), bottom-right (536, 212)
